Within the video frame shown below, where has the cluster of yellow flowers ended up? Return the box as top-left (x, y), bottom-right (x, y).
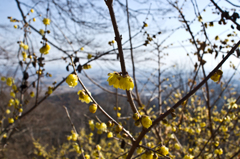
top-left (19, 42), bottom-right (29, 50)
top-left (95, 122), bottom-right (107, 134)
top-left (73, 143), bottom-right (82, 154)
top-left (214, 148), bottom-right (223, 155)
top-left (141, 150), bottom-right (154, 159)
top-left (77, 90), bottom-right (92, 104)
top-left (67, 130), bottom-right (79, 141)
top-left (1, 77), bottom-right (15, 87)
top-left (107, 72), bottom-right (134, 91)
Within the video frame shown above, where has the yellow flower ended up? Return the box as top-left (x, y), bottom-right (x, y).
top-left (42, 18), bottom-right (51, 25)
top-left (137, 147), bottom-right (144, 154)
top-left (174, 143), bottom-right (180, 150)
top-left (15, 99), bottom-right (20, 106)
top-left (200, 122), bottom-right (206, 127)
top-left (6, 109), bottom-right (11, 114)
top-left (227, 98), bottom-right (238, 109)
top-left (73, 143), bottom-right (80, 153)
top-left (8, 99), bottom-right (15, 106)
top-left (222, 126), bottom-right (228, 132)
top-left (8, 118), bottom-right (14, 124)
top-left (39, 29), bottom-right (44, 35)
top-left (96, 145), bottom-right (101, 151)
top-left (12, 85), bottom-right (17, 91)
top-left (115, 124), bottom-right (123, 133)
top-left (14, 25), bottom-right (17, 29)
top-left (83, 64), bottom-right (92, 69)
top-left (1, 76), bottom-right (6, 82)
top-left (89, 120), bottom-right (94, 131)
top-left (141, 151), bottom-right (153, 159)
top-left (71, 132), bottom-right (79, 141)
top-left (117, 112), bottom-right (121, 117)
top-left (98, 123), bottom-right (107, 132)
top-left (141, 115), bottom-right (152, 129)
top-left (87, 54), bottom-right (92, 59)
top-left (80, 47), bottom-right (84, 51)
top-left (77, 90), bottom-right (92, 103)
top-left (19, 108), bottom-right (23, 113)
top-left (3, 134), bottom-right (7, 138)
top-left (22, 51), bottom-right (27, 59)
top-left (210, 70), bottom-right (222, 82)
top-left (196, 127), bottom-right (201, 133)
top-left (107, 72), bottom-right (121, 89)
top-left (214, 148), bottom-right (223, 155)
top-left (10, 91), bottom-right (15, 98)
top-left (85, 154), bottom-right (90, 159)
top-left (218, 148), bottom-right (223, 155)
top-left (30, 91), bottom-right (35, 97)
top-left (23, 44), bottom-right (29, 50)
top-left (89, 104), bottom-right (97, 113)
top-left (67, 135), bottom-right (72, 141)
top-left (214, 141), bottom-right (219, 147)
top-left (47, 86), bottom-right (53, 95)
top-left (158, 145), bottom-right (169, 156)
top-left (33, 18), bottom-right (36, 22)
top-left (133, 112), bottom-right (140, 121)
top-left (6, 77), bottom-right (14, 86)
top-left (107, 132), bottom-right (113, 138)
top-left (119, 75), bottom-right (134, 91)
top-left (66, 74), bottom-right (78, 87)
top-left (39, 43), bottom-right (51, 55)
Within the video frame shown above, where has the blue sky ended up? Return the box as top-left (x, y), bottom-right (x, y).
top-left (0, 0), bottom-right (240, 79)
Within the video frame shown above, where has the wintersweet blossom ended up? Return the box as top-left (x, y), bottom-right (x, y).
top-left (89, 104), bottom-right (97, 113)
top-left (77, 90), bottom-right (92, 103)
top-left (158, 145), bottom-right (169, 156)
top-left (141, 115), bottom-right (152, 129)
top-left (107, 72), bottom-right (134, 90)
top-left (39, 43), bottom-right (51, 55)
top-left (119, 75), bottom-right (134, 90)
top-left (42, 18), bottom-right (51, 25)
top-left (66, 74), bottom-right (78, 87)
top-left (210, 70), bottom-right (222, 82)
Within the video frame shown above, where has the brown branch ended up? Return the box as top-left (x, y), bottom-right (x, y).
top-left (126, 0), bottom-right (142, 107)
top-left (105, 0), bottom-right (139, 117)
